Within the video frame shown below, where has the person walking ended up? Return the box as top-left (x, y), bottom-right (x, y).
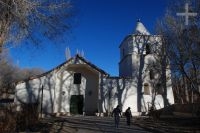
top-left (112, 105), bottom-right (121, 128)
top-left (125, 107), bottom-right (132, 126)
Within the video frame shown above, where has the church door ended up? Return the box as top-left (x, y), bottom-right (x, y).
top-left (70, 95), bottom-right (84, 114)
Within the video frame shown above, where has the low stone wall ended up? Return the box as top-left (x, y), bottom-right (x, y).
top-left (159, 103), bottom-right (200, 117)
top-left (173, 103), bottom-right (200, 114)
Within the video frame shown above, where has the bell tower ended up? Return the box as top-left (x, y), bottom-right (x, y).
top-left (119, 20), bottom-right (150, 77)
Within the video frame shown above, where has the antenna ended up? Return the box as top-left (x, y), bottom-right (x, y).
top-left (76, 49), bottom-right (85, 57)
top-left (65, 47), bottom-right (71, 60)
top-left (81, 49), bottom-right (84, 57)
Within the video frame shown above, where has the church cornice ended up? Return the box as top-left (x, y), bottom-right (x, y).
top-left (107, 76), bottom-right (133, 79)
top-left (119, 34), bottom-right (162, 48)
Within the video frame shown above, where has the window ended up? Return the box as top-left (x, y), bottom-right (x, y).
top-left (156, 83), bottom-right (163, 95)
top-left (149, 70), bottom-right (155, 80)
top-left (146, 43), bottom-right (151, 55)
top-left (73, 73), bottom-right (81, 84)
top-left (144, 83), bottom-right (150, 95)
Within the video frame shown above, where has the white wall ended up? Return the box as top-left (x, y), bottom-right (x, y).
top-left (66, 64), bottom-right (99, 114)
top-left (14, 60), bottom-right (100, 115)
top-left (101, 78), bottom-right (139, 113)
top-left (101, 76), bottom-right (174, 115)
top-left (15, 78), bottom-right (42, 111)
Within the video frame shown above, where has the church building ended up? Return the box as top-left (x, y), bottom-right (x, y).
top-left (14, 20), bottom-right (174, 116)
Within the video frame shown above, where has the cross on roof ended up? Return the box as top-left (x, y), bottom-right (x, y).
top-left (176, 3), bottom-right (197, 25)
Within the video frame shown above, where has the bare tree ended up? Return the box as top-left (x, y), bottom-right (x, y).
top-left (0, 0), bottom-right (73, 53)
top-left (157, 0), bottom-right (200, 103)
top-left (0, 52), bottom-right (15, 95)
top-left (0, 51), bottom-right (45, 132)
top-left (0, 51), bottom-right (44, 97)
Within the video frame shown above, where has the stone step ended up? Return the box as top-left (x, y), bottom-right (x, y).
top-left (51, 122), bottom-right (151, 133)
top-left (41, 116), bottom-right (200, 133)
top-left (51, 118), bottom-right (147, 132)
top-left (44, 117), bottom-right (152, 133)
top-left (135, 120), bottom-right (200, 133)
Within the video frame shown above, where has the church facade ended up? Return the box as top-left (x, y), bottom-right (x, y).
top-left (14, 21), bottom-right (174, 116)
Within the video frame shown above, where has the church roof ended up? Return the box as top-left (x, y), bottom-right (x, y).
top-left (119, 20), bottom-right (151, 48)
top-left (71, 54), bottom-right (109, 75)
top-left (46, 54), bottom-right (109, 76)
top-left (16, 54), bottom-right (109, 84)
top-left (134, 19), bottom-right (150, 35)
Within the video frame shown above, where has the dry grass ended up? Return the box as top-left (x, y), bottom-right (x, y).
top-left (0, 104), bottom-right (16, 132)
top-left (0, 103), bottom-right (40, 132)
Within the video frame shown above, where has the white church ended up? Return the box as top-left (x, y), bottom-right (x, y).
top-left (14, 20), bottom-right (174, 116)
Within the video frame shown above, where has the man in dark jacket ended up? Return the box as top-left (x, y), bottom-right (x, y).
top-left (125, 107), bottom-right (132, 126)
top-left (112, 105), bottom-right (121, 128)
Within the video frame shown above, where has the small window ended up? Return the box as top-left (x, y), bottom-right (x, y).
top-left (156, 83), bottom-right (163, 95)
top-left (144, 83), bottom-right (150, 95)
top-left (146, 44), bottom-right (151, 55)
top-left (73, 73), bottom-right (81, 84)
top-left (149, 70), bottom-right (154, 80)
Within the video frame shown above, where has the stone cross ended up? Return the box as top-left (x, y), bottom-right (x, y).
top-left (176, 3), bottom-right (197, 25)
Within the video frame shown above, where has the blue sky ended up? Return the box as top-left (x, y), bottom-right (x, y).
top-left (10, 0), bottom-right (169, 76)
